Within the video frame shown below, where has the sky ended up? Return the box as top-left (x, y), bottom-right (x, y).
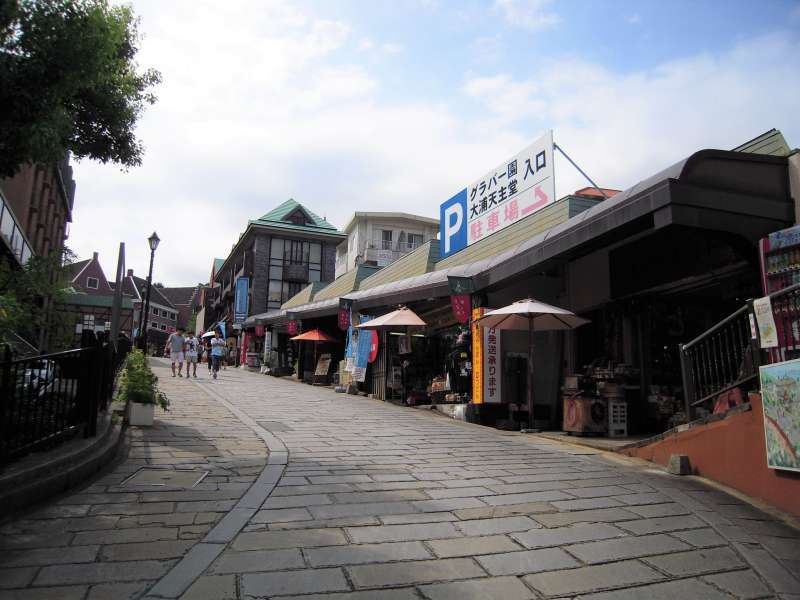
top-left (69, 0), bottom-right (800, 286)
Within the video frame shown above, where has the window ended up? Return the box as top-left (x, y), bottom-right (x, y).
top-left (83, 314), bottom-right (95, 328)
top-left (86, 277), bottom-right (99, 289)
top-left (152, 307), bottom-right (159, 315)
top-left (381, 230), bottom-right (393, 250)
top-left (169, 312), bottom-right (176, 320)
top-left (161, 309), bottom-right (168, 317)
top-left (151, 321), bottom-right (158, 329)
top-left (408, 233), bottom-right (424, 249)
top-left (160, 324), bottom-right (167, 330)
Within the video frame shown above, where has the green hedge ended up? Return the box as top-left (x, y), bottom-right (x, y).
top-left (118, 349), bottom-right (169, 410)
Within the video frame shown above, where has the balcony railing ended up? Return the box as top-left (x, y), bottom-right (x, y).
top-left (680, 282), bottom-right (800, 417)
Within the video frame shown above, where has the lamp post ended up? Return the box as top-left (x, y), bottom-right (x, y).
top-left (140, 232), bottom-right (160, 353)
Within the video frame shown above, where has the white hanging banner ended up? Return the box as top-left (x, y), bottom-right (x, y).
top-left (753, 296), bottom-right (778, 348)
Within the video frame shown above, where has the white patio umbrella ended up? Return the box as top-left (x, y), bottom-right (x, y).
top-left (477, 299), bottom-right (590, 430)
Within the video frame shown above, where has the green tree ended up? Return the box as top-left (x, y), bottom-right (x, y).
top-left (0, 247), bottom-right (76, 351)
top-left (0, 0), bottom-right (161, 177)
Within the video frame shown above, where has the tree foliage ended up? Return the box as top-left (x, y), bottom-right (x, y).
top-left (0, 246), bottom-right (76, 350)
top-left (0, 0), bottom-right (161, 177)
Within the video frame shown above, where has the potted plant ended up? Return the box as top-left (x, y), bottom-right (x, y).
top-left (118, 350), bottom-right (169, 426)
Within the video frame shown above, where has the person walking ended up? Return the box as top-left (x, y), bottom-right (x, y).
top-left (165, 327), bottom-right (186, 377)
top-left (210, 330), bottom-right (226, 379)
top-left (206, 337), bottom-right (213, 372)
top-left (185, 331), bottom-right (201, 378)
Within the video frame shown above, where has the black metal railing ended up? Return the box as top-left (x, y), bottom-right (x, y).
top-left (0, 333), bottom-right (130, 466)
top-left (680, 283), bottom-right (800, 416)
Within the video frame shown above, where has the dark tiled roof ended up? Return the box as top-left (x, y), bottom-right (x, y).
top-left (160, 286), bottom-right (197, 306)
top-left (124, 275), bottom-right (176, 308)
top-left (65, 259), bottom-right (91, 281)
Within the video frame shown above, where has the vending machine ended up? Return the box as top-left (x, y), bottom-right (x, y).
top-left (759, 224), bottom-right (800, 295)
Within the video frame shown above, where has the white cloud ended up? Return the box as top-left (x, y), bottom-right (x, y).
top-left (493, 0), bottom-right (560, 31)
top-left (626, 13), bottom-right (641, 25)
top-left (380, 42), bottom-right (405, 55)
top-left (463, 32), bottom-right (800, 196)
top-left (69, 2), bottom-right (799, 288)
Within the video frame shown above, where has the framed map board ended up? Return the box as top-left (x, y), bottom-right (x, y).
top-left (759, 358), bottom-right (800, 472)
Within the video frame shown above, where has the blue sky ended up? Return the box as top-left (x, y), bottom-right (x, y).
top-left (70, 0), bottom-right (800, 286)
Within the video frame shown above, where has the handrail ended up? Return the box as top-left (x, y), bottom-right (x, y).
top-left (682, 304), bottom-right (750, 350)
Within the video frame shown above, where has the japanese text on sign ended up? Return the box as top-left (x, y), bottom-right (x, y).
top-left (440, 130), bottom-right (555, 258)
top-left (483, 325), bottom-right (502, 403)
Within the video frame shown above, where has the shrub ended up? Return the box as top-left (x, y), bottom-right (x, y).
top-left (117, 349), bottom-right (169, 410)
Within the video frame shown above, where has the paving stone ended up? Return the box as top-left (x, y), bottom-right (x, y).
top-left (347, 557), bottom-right (484, 588)
top-left (346, 522), bottom-right (461, 544)
top-left (426, 486), bottom-right (494, 499)
top-left (734, 543), bottom-right (800, 594)
top-left (617, 515), bottom-right (707, 535)
top-left (523, 559), bottom-right (665, 596)
top-left (73, 526), bottom-right (178, 545)
top-left (455, 516), bottom-right (540, 536)
top-left (35, 559), bottom-right (174, 585)
top-left (180, 574), bottom-right (237, 600)
top-left (233, 527), bottom-right (348, 550)
top-left (272, 484), bottom-right (355, 496)
top-left (86, 581), bottom-right (151, 600)
top-left (250, 507), bottom-right (312, 523)
top-left (566, 534), bottom-right (691, 564)
top-left (643, 546), bottom-right (744, 575)
top-left (512, 523), bottom-right (627, 549)
top-left (533, 507), bottom-right (638, 528)
top-left (418, 575), bottom-right (535, 600)
top-left (0, 544), bottom-right (99, 567)
top-left (241, 567), bottom-right (349, 597)
top-left (309, 475), bottom-right (373, 484)
top-left (261, 494), bottom-right (333, 509)
top-left (331, 490), bottom-right (429, 503)
top-left (309, 501), bottom-right (417, 520)
top-left (176, 500), bottom-right (238, 512)
top-left (0, 586), bottom-right (87, 599)
top-left (551, 497), bottom-right (624, 511)
top-left (453, 502), bottom-right (554, 521)
top-left (761, 536), bottom-right (800, 561)
top-left (482, 491), bottom-right (574, 506)
top-left (704, 569), bottom-right (772, 600)
top-left (578, 577), bottom-right (734, 599)
top-left (476, 547), bottom-right (580, 576)
top-left (626, 503), bottom-right (692, 518)
top-left (269, 516), bottom-right (380, 530)
top-left (380, 512), bottom-right (458, 525)
top-left (426, 534), bottom-right (521, 558)
top-left (99, 539), bottom-right (195, 561)
top-left (306, 541), bottom-right (432, 566)
top-left (411, 498), bottom-right (487, 512)
top-left (612, 492), bottom-right (672, 505)
top-left (273, 590), bottom-right (420, 600)
top-left (89, 502), bottom-right (176, 515)
top-left (671, 528), bottom-right (727, 548)
top-left (0, 532), bottom-right (74, 549)
top-left (567, 485), bottom-right (634, 498)
top-left (211, 548), bottom-right (304, 573)
top-left (0, 566), bottom-right (37, 588)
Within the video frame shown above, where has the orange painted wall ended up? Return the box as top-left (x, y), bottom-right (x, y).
top-left (621, 393), bottom-right (800, 516)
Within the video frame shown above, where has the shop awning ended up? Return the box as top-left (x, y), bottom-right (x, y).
top-left (257, 150), bottom-right (790, 319)
top-left (251, 309), bottom-right (286, 325)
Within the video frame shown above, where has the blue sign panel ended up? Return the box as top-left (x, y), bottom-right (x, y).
top-left (439, 188), bottom-right (467, 259)
top-left (234, 277), bottom-right (249, 323)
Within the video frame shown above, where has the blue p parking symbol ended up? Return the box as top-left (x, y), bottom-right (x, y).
top-left (440, 189), bottom-right (467, 259)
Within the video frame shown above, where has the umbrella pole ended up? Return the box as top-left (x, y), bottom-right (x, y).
top-left (527, 318), bottom-right (535, 431)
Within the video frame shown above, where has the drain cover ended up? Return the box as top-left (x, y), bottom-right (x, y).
top-left (122, 468), bottom-right (209, 488)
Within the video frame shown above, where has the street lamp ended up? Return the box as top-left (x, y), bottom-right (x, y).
top-left (140, 232), bottom-right (160, 352)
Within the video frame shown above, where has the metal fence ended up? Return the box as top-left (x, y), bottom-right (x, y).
top-left (680, 283), bottom-right (800, 416)
top-left (0, 333), bottom-right (130, 466)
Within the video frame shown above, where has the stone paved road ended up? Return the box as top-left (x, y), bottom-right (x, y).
top-left (2, 361), bottom-right (800, 599)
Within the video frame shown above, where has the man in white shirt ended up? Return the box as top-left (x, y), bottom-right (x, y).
top-left (165, 328), bottom-right (186, 377)
top-left (185, 332), bottom-right (201, 378)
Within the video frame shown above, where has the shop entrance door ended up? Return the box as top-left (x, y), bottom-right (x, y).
top-left (505, 353), bottom-right (528, 424)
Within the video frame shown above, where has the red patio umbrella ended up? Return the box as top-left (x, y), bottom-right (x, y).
top-left (290, 329), bottom-right (338, 381)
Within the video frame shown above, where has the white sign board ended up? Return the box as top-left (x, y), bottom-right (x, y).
top-left (440, 130), bottom-right (556, 258)
top-left (754, 296), bottom-right (778, 348)
top-left (483, 326), bottom-right (502, 403)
